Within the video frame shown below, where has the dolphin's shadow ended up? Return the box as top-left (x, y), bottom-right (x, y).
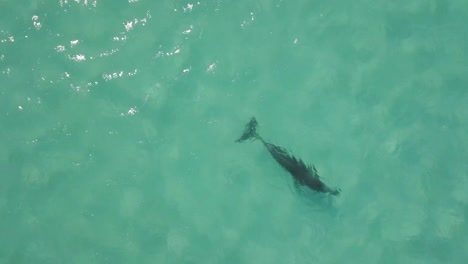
top-left (288, 181), bottom-right (340, 213)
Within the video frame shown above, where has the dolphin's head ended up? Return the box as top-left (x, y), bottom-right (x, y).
top-left (330, 188), bottom-right (341, 196)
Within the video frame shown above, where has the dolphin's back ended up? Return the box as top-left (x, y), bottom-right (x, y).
top-left (263, 142), bottom-right (314, 183)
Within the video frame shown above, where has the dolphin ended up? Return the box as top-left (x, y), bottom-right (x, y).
top-left (235, 117), bottom-right (340, 196)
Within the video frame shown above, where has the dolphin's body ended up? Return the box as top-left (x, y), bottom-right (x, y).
top-left (235, 117), bottom-right (340, 196)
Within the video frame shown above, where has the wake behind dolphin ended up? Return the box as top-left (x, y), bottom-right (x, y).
top-left (236, 117), bottom-right (340, 196)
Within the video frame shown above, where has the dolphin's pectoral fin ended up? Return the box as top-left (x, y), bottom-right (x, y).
top-left (312, 165), bottom-right (318, 174)
top-left (293, 180), bottom-right (303, 193)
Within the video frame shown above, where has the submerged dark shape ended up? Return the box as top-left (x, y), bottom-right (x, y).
top-left (235, 117), bottom-right (340, 196)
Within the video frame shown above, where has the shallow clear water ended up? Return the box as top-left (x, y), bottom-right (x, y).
top-left (1, 0), bottom-right (467, 263)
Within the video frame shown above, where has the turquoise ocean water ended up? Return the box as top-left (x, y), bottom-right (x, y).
top-left (1, 0), bottom-right (467, 263)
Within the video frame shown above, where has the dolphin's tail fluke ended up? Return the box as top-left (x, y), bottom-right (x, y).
top-left (235, 117), bottom-right (259, 143)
